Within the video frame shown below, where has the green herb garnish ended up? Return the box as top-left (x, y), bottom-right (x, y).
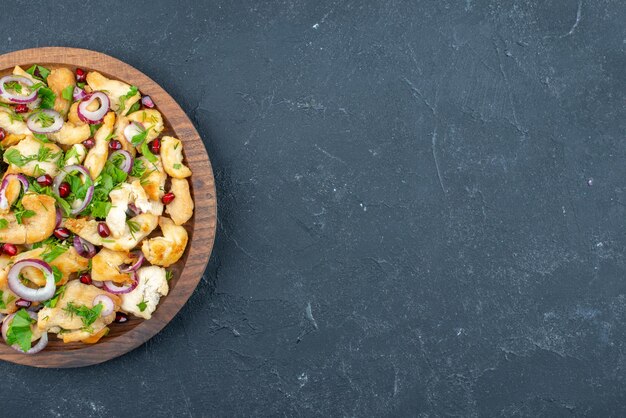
top-left (25, 64), bottom-right (51, 81)
top-left (137, 300), bottom-right (147, 312)
top-left (63, 302), bottom-right (103, 328)
top-left (61, 85), bottom-right (74, 101)
top-left (118, 85), bottom-right (138, 114)
top-left (5, 309), bottom-right (35, 352)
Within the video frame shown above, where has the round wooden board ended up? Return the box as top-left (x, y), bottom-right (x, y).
top-left (0, 47), bottom-right (217, 367)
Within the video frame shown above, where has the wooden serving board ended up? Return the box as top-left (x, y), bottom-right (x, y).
top-left (0, 47), bottom-right (217, 367)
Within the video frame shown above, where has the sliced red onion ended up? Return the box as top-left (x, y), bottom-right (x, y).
top-left (77, 92), bottom-right (110, 124)
top-left (26, 109), bottom-right (63, 134)
top-left (0, 174), bottom-right (29, 211)
top-left (123, 121), bottom-right (144, 145)
top-left (0, 76), bottom-right (37, 104)
top-left (118, 251), bottom-right (144, 273)
top-left (8, 259), bottom-right (55, 302)
top-left (92, 280), bottom-right (104, 288)
top-left (93, 294), bottom-right (114, 316)
top-left (109, 150), bottom-right (133, 174)
top-left (55, 207), bottom-right (62, 228)
top-left (73, 236), bottom-right (96, 259)
top-left (73, 86), bottom-right (87, 101)
top-left (103, 271), bottom-right (138, 294)
top-left (52, 164), bottom-right (94, 215)
top-left (2, 311), bottom-right (48, 354)
top-left (141, 95), bottom-right (155, 108)
top-left (126, 202), bottom-right (141, 216)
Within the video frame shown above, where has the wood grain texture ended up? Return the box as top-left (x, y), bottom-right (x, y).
top-left (0, 47), bottom-right (217, 368)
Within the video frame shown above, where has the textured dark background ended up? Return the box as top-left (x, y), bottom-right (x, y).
top-left (0, 0), bottom-right (625, 416)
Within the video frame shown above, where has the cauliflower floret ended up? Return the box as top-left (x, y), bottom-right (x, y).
top-left (121, 266), bottom-right (169, 319)
top-left (83, 112), bottom-right (115, 179)
top-left (165, 178), bottom-right (194, 225)
top-left (141, 217), bottom-right (188, 267)
top-left (160, 136), bottom-right (191, 179)
top-left (127, 109), bottom-right (163, 143)
top-left (3, 136), bottom-right (62, 177)
top-left (86, 71), bottom-right (140, 115)
top-left (64, 143), bottom-right (87, 166)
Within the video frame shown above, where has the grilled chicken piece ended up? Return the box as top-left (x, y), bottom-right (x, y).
top-left (142, 217), bottom-right (188, 267)
top-left (134, 156), bottom-right (166, 201)
top-left (67, 102), bottom-right (85, 126)
top-left (46, 67), bottom-right (75, 117)
top-left (0, 268), bottom-right (18, 314)
top-left (121, 266), bottom-right (168, 320)
top-left (91, 248), bottom-right (133, 284)
top-left (126, 109), bottom-right (163, 143)
top-left (37, 280), bottom-right (121, 343)
top-left (0, 172), bottom-right (23, 214)
top-left (0, 109), bottom-right (32, 136)
top-left (113, 115), bottom-right (137, 156)
top-left (165, 178), bottom-right (194, 225)
top-left (0, 194), bottom-right (56, 244)
top-left (65, 213), bottom-right (158, 252)
top-left (160, 136), bottom-right (191, 179)
top-left (86, 71), bottom-right (140, 115)
top-left (49, 122), bottom-right (91, 145)
top-left (3, 136), bottom-right (62, 177)
top-left (83, 112), bottom-right (115, 179)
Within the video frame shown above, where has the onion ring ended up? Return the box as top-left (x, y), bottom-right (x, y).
top-left (7, 259), bottom-right (56, 301)
top-left (77, 92), bottom-right (110, 124)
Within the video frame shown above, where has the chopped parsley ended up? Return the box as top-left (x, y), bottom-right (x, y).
top-left (4, 146), bottom-right (60, 167)
top-left (25, 64), bottom-right (51, 81)
top-left (32, 111), bottom-right (55, 128)
top-left (89, 124), bottom-right (102, 137)
top-left (14, 207), bottom-right (35, 225)
top-left (128, 101), bottom-right (141, 114)
top-left (130, 125), bottom-right (149, 146)
top-left (126, 220), bottom-right (140, 238)
top-left (173, 163), bottom-right (182, 170)
top-left (5, 81), bottom-right (22, 94)
top-left (140, 141), bottom-right (157, 163)
top-left (63, 302), bottom-right (103, 328)
top-left (130, 158), bottom-right (145, 177)
top-left (37, 87), bottom-right (56, 109)
top-left (33, 133), bottom-right (51, 143)
top-left (118, 85), bottom-right (138, 114)
top-left (61, 85), bottom-right (74, 101)
top-left (41, 241), bottom-right (69, 263)
top-left (5, 309), bottom-right (35, 352)
top-left (4, 148), bottom-right (27, 166)
top-left (43, 285), bottom-right (65, 308)
top-left (0, 219), bottom-right (8, 229)
top-left (52, 266), bottom-right (63, 283)
top-left (0, 290), bottom-right (5, 309)
top-left (84, 157), bottom-right (127, 217)
top-left (137, 300), bottom-right (147, 312)
top-left (165, 270), bottom-right (173, 282)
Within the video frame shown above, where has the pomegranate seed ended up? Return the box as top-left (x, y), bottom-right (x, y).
top-left (114, 312), bottom-right (129, 323)
top-left (53, 227), bottom-right (71, 240)
top-left (79, 272), bottom-right (92, 285)
top-left (2, 243), bottom-right (17, 256)
top-left (161, 192), bottom-right (175, 205)
top-left (58, 182), bottom-right (71, 198)
top-left (14, 104), bottom-right (28, 114)
top-left (15, 299), bottom-right (31, 308)
top-left (97, 222), bottom-right (110, 238)
top-left (36, 174), bottom-right (53, 187)
top-left (109, 139), bottom-right (122, 150)
top-left (0, 127), bottom-right (6, 142)
top-left (76, 68), bottom-right (86, 83)
top-left (149, 138), bottom-right (160, 154)
top-left (83, 138), bottom-right (95, 149)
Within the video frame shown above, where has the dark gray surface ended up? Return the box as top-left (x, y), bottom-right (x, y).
top-left (0, 0), bottom-right (625, 416)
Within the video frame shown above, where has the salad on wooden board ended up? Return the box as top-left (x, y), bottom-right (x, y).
top-left (0, 63), bottom-right (194, 353)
